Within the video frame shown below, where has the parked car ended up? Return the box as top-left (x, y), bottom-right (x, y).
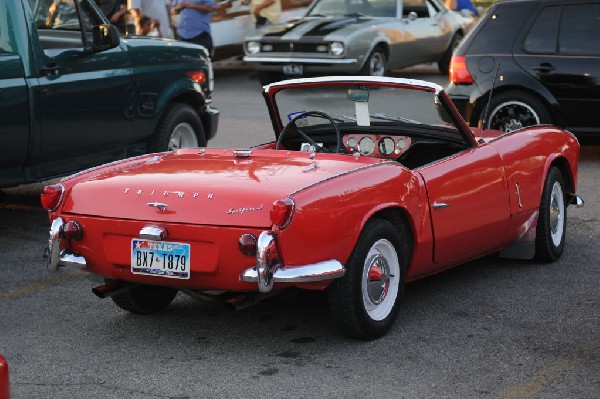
top-left (0, 0), bottom-right (218, 189)
top-left (243, 0), bottom-right (474, 85)
top-left (42, 76), bottom-right (583, 340)
top-left (446, 0), bottom-right (600, 138)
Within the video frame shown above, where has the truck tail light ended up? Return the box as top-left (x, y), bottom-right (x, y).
top-left (40, 184), bottom-right (65, 211)
top-left (270, 198), bottom-right (295, 229)
top-left (449, 55), bottom-right (474, 84)
top-left (186, 71), bottom-right (207, 85)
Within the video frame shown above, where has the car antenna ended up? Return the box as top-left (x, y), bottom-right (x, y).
top-left (479, 62), bottom-right (501, 142)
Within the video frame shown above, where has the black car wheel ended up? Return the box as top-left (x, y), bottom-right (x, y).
top-left (360, 48), bottom-right (386, 77)
top-left (110, 282), bottom-right (179, 314)
top-left (148, 103), bottom-right (206, 152)
top-left (327, 218), bottom-right (408, 340)
top-left (438, 32), bottom-right (463, 75)
top-left (481, 91), bottom-right (552, 132)
top-left (535, 166), bottom-right (567, 261)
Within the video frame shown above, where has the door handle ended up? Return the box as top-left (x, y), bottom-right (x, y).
top-left (433, 201), bottom-right (449, 209)
top-left (41, 63), bottom-right (60, 76)
top-left (532, 63), bottom-right (556, 73)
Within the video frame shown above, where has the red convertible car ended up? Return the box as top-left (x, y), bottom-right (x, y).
top-left (42, 77), bottom-right (583, 340)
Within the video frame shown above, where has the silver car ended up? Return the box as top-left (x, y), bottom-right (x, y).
top-left (243, 0), bottom-right (474, 85)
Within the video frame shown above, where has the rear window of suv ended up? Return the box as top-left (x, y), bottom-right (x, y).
top-left (524, 3), bottom-right (600, 55)
top-left (466, 2), bottom-right (536, 54)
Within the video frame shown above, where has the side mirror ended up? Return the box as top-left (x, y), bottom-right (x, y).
top-left (92, 24), bottom-right (120, 52)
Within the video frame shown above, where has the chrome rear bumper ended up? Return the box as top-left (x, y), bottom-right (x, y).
top-left (240, 231), bottom-right (345, 293)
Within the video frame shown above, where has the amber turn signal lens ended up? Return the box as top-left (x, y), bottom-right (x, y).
top-left (40, 184), bottom-right (64, 211)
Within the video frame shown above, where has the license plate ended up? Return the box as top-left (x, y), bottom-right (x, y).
top-left (283, 64), bottom-right (303, 75)
top-left (131, 239), bottom-right (190, 279)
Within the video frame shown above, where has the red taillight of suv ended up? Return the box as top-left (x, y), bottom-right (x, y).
top-left (186, 71), bottom-right (207, 84)
top-left (449, 55), bottom-right (474, 84)
top-left (40, 184), bottom-right (65, 211)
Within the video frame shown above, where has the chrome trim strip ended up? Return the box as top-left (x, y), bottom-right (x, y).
top-left (243, 56), bottom-right (357, 64)
top-left (59, 250), bottom-right (87, 269)
top-left (241, 260), bottom-right (345, 284)
top-left (264, 76), bottom-right (443, 94)
top-left (47, 217), bottom-right (64, 272)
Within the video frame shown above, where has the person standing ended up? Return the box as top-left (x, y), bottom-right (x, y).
top-left (172, 0), bottom-right (220, 57)
top-left (445, 0), bottom-right (479, 17)
top-left (128, 0), bottom-right (174, 38)
top-left (96, 0), bottom-right (129, 33)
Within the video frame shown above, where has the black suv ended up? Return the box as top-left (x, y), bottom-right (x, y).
top-left (445, 0), bottom-right (600, 138)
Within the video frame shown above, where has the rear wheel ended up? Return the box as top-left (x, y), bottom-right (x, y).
top-left (360, 48), bottom-right (387, 77)
top-left (535, 166), bottom-right (567, 261)
top-left (327, 219), bottom-right (408, 339)
top-left (110, 281), bottom-right (178, 314)
top-left (479, 91), bottom-right (552, 132)
top-left (148, 103), bottom-right (206, 152)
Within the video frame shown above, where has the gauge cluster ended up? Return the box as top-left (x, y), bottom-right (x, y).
top-left (343, 134), bottom-right (412, 158)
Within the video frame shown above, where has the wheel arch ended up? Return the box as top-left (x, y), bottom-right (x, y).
top-left (364, 206), bottom-right (415, 268)
top-left (359, 41), bottom-right (390, 71)
top-left (544, 156), bottom-right (575, 200)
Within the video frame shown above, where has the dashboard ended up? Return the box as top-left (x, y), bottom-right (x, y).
top-left (342, 134), bottom-right (412, 158)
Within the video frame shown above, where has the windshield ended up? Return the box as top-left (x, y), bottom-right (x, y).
top-left (273, 81), bottom-right (454, 133)
top-left (307, 0), bottom-right (398, 17)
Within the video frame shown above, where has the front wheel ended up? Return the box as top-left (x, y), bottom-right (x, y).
top-left (110, 281), bottom-right (178, 314)
top-left (148, 103), bottom-right (206, 153)
top-left (360, 48), bottom-right (387, 77)
top-left (535, 166), bottom-right (567, 261)
top-left (438, 32), bottom-right (463, 75)
top-left (327, 219), bottom-right (408, 339)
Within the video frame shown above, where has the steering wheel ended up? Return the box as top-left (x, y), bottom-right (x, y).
top-left (276, 111), bottom-right (342, 153)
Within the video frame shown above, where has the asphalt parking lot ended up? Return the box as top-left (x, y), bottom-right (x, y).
top-left (0, 66), bottom-right (599, 399)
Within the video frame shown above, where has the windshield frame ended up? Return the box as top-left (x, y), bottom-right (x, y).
top-left (262, 76), bottom-right (477, 148)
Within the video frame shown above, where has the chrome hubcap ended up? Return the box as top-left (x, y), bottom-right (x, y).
top-left (168, 122), bottom-right (198, 150)
top-left (489, 101), bottom-right (540, 132)
top-left (361, 239), bottom-right (400, 321)
top-left (549, 181), bottom-right (565, 246)
top-left (366, 255), bottom-right (390, 305)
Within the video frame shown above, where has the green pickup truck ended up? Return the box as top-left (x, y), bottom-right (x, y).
top-left (0, 0), bottom-right (219, 188)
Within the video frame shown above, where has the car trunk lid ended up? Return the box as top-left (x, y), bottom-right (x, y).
top-left (61, 148), bottom-right (380, 227)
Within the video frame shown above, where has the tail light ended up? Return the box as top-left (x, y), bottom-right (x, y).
top-left (40, 184), bottom-right (64, 211)
top-left (186, 71), bottom-right (207, 84)
top-left (270, 198), bottom-right (295, 229)
top-left (63, 220), bottom-right (83, 241)
top-left (239, 233), bottom-right (257, 256)
top-left (449, 55), bottom-right (474, 84)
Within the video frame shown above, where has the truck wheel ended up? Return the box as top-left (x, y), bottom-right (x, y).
top-left (327, 218), bottom-right (408, 340)
top-left (535, 166), bottom-right (567, 261)
top-left (148, 103), bottom-right (206, 152)
top-left (110, 282), bottom-right (178, 314)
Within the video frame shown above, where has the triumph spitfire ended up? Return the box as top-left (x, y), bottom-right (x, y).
top-left (42, 76), bottom-right (582, 340)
